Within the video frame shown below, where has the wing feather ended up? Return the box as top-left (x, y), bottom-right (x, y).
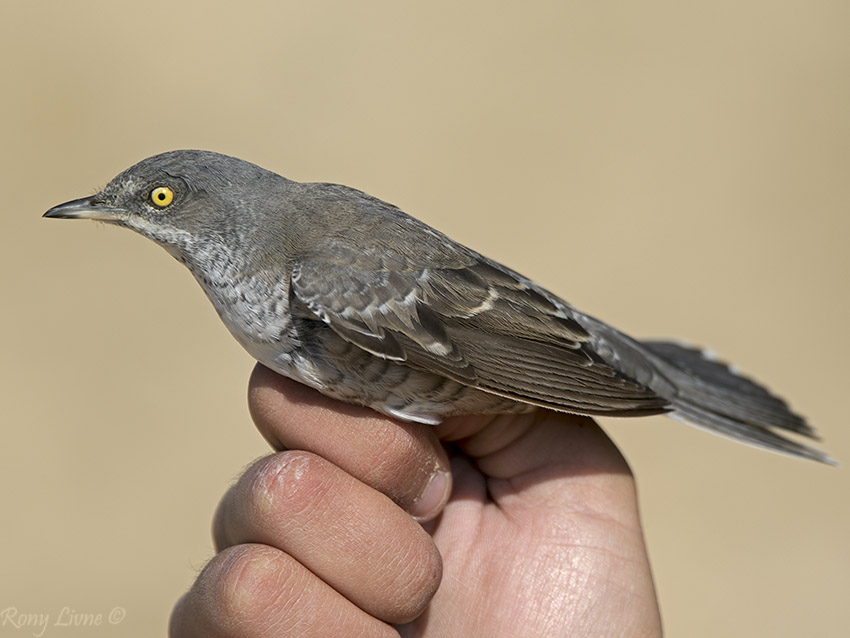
top-left (290, 248), bottom-right (669, 416)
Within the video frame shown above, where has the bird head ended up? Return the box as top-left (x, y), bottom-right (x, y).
top-left (43, 150), bottom-right (289, 264)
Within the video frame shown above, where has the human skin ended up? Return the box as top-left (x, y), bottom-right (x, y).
top-left (169, 364), bottom-right (662, 637)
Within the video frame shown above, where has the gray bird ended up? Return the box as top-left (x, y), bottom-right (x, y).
top-left (44, 150), bottom-right (831, 463)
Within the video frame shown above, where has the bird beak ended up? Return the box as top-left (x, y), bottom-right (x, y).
top-left (43, 196), bottom-right (127, 222)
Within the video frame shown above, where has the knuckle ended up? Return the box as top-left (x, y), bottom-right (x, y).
top-left (245, 451), bottom-right (331, 523)
top-left (209, 545), bottom-right (303, 630)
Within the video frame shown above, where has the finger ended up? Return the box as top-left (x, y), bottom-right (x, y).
top-left (169, 544), bottom-right (399, 638)
top-left (248, 364), bottom-right (451, 521)
top-left (212, 451), bottom-right (442, 624)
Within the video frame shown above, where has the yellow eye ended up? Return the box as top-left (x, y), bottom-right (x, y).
top-left (150, 186), bottom-right (174, 208)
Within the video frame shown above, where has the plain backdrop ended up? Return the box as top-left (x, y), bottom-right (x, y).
top-left (1, 1), bottom-right (848, 636)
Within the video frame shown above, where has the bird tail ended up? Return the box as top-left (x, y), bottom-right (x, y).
top-left (638, 339), bottom-right (834, 464)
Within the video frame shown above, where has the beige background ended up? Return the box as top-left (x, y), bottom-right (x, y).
top-left (1, 1), bottom-right (848, 636)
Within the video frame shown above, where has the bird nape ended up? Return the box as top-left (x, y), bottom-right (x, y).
top-left (44, 150), bottom-right (834, 464)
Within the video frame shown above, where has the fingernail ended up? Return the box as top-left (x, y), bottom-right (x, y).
top-left (410, 470), bottom-right (451, 523)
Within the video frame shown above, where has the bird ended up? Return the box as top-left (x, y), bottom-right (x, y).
top-left (44, 150), bottom-right (831, 463)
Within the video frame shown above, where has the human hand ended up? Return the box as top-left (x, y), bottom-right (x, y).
top-left (170, 364), bottom-right (662, 637)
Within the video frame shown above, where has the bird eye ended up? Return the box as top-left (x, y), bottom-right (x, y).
top-left (150, 186), bottom-right (174, 208)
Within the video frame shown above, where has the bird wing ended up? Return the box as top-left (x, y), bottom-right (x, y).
top-left (290, 244), bottom-right (669, 415)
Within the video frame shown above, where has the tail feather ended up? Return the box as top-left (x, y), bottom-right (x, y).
top-left (642, 341), bottom-right (814, 436)
top-left (641, 340), bottom-right (834, 465)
